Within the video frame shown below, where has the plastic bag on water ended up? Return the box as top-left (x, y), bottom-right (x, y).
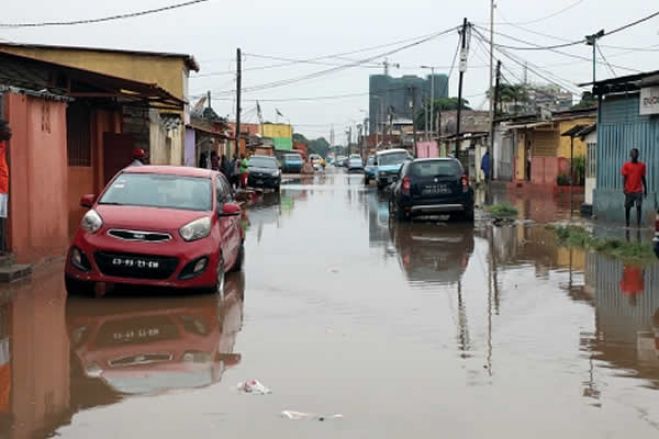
top-left (281, 410), bottom-right (344, 421)
top-left (237, 379), bottom-right (271, 395)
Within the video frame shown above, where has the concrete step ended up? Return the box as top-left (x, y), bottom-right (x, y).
top-left (0, 264), bottom-right (32, 283)
top-left (0, 254), bottom-right (15, 268)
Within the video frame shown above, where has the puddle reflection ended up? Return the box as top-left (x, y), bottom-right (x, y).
top-left (67, 274), bottom-right (244, 397)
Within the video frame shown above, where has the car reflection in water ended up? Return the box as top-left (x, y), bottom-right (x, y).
top-left (66, 274), bottom-right (244, 396)
top-left (389, 221), bottom-right (475, 286)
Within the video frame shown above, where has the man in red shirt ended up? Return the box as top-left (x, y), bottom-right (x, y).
top-left (621, 148), bottom-right (647, 227)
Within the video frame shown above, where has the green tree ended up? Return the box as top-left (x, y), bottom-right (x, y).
top-left (309, 137), bottom-right (331, 158)
top-left (571, 91), bottom-right (597, 110)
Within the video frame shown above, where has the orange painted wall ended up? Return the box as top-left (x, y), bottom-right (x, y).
top-left (67, 109), bottom-right (121, 236)
top-left (6, 93), bottom-right (69, 263)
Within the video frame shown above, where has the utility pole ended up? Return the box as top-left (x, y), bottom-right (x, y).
top-left (487, 0), bottom-right (495, 160)
top-left (421, 65), bottom-right (436, 140)
top-left (455, 17), bottom-right (469, 158)
top-left (410, 86), bottom-right (418, 154)
top-left (430, 68), bottom-right (435, 139)
top-left (235, 48), bottom-right (242, 157)
top-left (585, 30), bottom-right (605, 84)
top-left (490, 60), bottom-right (502, 180)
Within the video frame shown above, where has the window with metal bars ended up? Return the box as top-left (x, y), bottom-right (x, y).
top-left (66, 102), bottom-right (91, 166)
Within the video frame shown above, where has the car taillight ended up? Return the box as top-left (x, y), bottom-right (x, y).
top-left (402, 176), bottom-right (411, 194)
top-left (461, 175), bottom-right (469, 192)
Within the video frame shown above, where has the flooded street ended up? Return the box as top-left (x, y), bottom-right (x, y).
top-left (1, 170), bottom-right (658, 438)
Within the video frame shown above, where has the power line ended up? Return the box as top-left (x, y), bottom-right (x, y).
top-left (477, 9), bottom-right (659, 52)
top-left (474, 25), bottom-right (641, 73)
top-left (0, 0), bottom-right (210, 28)
top-left (499, 0), bottom-right (586, 26)
top-left (605, 9), bottom-right (659, 37)
top-left (472, 28), bottom-right (582, 95)
top-left (596, 45), bottom-right (617, 78)
top-left (212, 26), bottom-right (457, 96)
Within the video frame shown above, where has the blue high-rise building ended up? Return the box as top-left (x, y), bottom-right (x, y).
top-left (369, 73), bottom-right (449, 134)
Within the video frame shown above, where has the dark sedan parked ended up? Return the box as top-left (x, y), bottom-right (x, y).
top-left (389, 158), bottom-right (474, 222)
top-left (247, 155), bottom-right (281, 191)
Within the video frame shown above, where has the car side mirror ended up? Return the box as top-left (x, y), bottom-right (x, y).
top-left (80, 194), bottom-right (96, 208)
top-left (220, 202), bottom-right (241, 217)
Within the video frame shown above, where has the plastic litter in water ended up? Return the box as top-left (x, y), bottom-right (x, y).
top-left (237, 379), bottom-right (272, 395)
top-left (280, 410), bottom-right (344, 421)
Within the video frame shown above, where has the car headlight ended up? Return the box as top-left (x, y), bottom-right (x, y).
top-left (81, 209), bottom-right (103, 233)
top-left (272, 170), bottom-right (281, 177)
top-left (179, 217), bottom-right (211, 242)
top-left (84, 362), bottom-right (103, 378)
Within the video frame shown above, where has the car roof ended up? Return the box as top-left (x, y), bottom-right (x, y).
top-left (376, 148), bottom-right (408, 156)
top-left (251, 155), bottom-right (276, 159)
top-left (411, 158), bottom-right (459, 163)
top-left (123, 165), bottom-right (215, 179)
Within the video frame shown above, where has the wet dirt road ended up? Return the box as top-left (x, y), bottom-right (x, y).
top-left (1, 170), bottom-right (659, 438)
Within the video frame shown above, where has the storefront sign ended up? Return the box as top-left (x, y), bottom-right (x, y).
top-left (640, 86), bottom-right (659, 115)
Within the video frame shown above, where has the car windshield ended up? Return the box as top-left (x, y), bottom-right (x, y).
top-left (99, 173), bottom-right (212, 211)
top-left (379, 152), bottom-right (409, 166)
top-left (409, 160), bottom-right (462, 178)
top-left (249, 157), bottom-right (277, 169)
top-left (285, 154), bottom-right (303, 161)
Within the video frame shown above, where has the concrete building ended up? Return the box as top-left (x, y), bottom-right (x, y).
top-left (591, 70), bottom-right (659, 226)
top-left (369, 73), bottom-right (448, 135)
top-left (0, 50), bottom-right (183, 265)
top-left (0, 42), bottom-right (198, 167)
top-left (260, 123), bottom-right (293, 151)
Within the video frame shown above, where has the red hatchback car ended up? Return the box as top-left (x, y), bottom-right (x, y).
top-left (65, 166), bottom-right (244, 295)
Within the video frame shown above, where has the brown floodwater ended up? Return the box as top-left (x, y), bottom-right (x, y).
top-left (1, 170), bottom-right (658, 438)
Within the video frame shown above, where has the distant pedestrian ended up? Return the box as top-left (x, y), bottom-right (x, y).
top-left (232, 156), bottom-right (241, 188)
top-left (239, 154), bottom-right (249, 189)
top-left (221, 154), bottom-right (233, 178)
top-left (301, 156), bottom-right (315, 175)
top-left (210, 151), bottom-right (220, 171)
top-left (480, 150), bottom-right (491, 182)
top-left (0, 120), bottom-right (11, 253)
top-left (199, 152), bottom-right (208, 169)
top-left (621, 148), bottom-right (647, 227)
top-left (130, 147), bottom-right (147, 167)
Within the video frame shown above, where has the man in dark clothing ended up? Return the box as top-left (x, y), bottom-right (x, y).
top-left (621, 148), bottom-right (647, 227)
top-left (480, 150), bottom-right (491, 182)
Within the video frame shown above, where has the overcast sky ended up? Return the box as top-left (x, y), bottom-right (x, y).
top-left (2, 0), bottom-right (658, 141)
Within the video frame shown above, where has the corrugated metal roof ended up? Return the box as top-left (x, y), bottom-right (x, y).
top-left (0, 51), bottom-right (184, 110)
top-left (0, 42), bottom-right (199, 72)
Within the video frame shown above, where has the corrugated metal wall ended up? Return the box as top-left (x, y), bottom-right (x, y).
top-left (597, 94), bottom-right (659, 192)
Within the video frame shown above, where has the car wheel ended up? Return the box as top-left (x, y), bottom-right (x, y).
top-left (65, 276), bottom-right (93, 296)
top-left (229, 244), bottom-right (245, 273)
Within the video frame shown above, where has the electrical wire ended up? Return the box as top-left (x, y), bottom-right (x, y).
top-left (498, 0), bottom-right (586, 26)
top-left (473, 25), bottom-right (640, 73)
top-left (596, 44), bottom-right (617, 78)
top-left (472, 28), bottom-right (582, 95)
top-left (0, 0), bottom-right (210, 28)
top-left (605, 9), bottom-right (659, 37)
top-left (212, 26), bottom-right (458, 96)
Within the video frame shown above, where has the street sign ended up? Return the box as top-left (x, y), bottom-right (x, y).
top-left (640, 86), bottom-right (659, 115)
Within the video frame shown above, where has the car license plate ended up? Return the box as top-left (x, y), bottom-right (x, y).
top-left (112, 328), bottom-right (161, 342)
top-left (423, 184), bottom-right (450, 195)
top-left (111, 257), bottom-right (160, 269)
